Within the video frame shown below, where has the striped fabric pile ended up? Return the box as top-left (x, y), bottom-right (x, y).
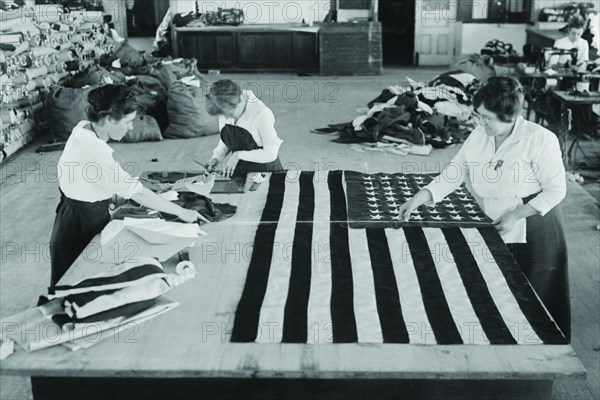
top-left (0, 256), bottom-right (195, 353)
top-left (0, 4), bottom-right (116, 160)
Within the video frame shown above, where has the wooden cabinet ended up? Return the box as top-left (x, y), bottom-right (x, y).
top-left (173, 26), bottom-right (319, 72)
top-left (177, 32), bottom-right (236, 69)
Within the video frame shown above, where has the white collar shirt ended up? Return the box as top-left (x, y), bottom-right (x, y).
top-left (212, 90), bottom-right (283, 164)
top-left (58, 121), bottom-right (144, 202)
top-left (424, 116), bottom-right (566, 243)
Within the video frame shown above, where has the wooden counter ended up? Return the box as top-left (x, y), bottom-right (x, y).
top-left (172, 23), bottom-right (320, 73)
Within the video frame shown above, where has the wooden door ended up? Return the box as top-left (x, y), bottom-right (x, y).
top-left (414, 0), bottom-right (457, 65)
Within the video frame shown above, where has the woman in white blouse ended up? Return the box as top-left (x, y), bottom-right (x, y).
top-left (550, 15), bottom-right (589, 71)
top-left (204, 79), bottom-right (283, 178)
top-left (399, 77), bottom-right (570, 340)
top-left (50, 84), bottom-right (206, 285)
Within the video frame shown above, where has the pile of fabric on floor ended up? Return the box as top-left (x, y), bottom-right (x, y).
top-left (313, 71), bottom-right (480, 153)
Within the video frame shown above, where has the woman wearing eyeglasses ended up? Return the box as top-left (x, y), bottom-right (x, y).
top-left (399, 76), bottom-right (570, 341)
top-left (204, 79), bottom-right (283, 178)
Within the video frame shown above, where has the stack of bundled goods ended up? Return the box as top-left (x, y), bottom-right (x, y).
top-left (0, 2), bottom-right (116, 160)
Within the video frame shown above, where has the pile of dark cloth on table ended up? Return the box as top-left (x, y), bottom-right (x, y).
top-left (313, 71), bottom-right (480, 148)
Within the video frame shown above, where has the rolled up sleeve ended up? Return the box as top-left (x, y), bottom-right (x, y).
top-left (527, 134), bottom-right (566, 216)
top-left (423, 139), bottom-right (469, 204)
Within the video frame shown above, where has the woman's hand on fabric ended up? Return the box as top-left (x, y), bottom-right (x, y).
top-left (205, 158), bottom-right (220, 173)
top-left (178, 208), bottom-right (209, 224)
top-left (224, 152), bottom-right (240, 178)
top-left (398, 198), bottom-right (419, 221)
top-left (493, 211), bottom-right (519, 235)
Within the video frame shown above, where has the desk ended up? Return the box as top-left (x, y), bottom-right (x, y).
top-left (0, 172), bottom-right (586, 400)
top-left (549, 90), bottom-right (600, 164)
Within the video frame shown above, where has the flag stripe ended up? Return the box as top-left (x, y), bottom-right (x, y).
top-left (460, 228), bottom-right (542, 345)
top-left (257, 176), bottom-right (299, 343)
top-left (403, 227), bottom-right (463, 344)
top-left (348, 228), bottom-right (383, 343)
top-left (366, 228), bottom-right (410, 343)
top-left (386, 228), bottom-right (437, 344)
top-left (283, 172), bottom-right (315, 343)
top-left (441, 228), bottom-right (517, 344)
top-left (422, 228), bottom-right (489, 345)
top-left (477, 227), bottom-right (567, 344)
top-left (307, 173), bottom-right (333, 344)
top-left (328, 170), bottom-right (359, 343)
top-left (231, 173), bottom-right (286, 342)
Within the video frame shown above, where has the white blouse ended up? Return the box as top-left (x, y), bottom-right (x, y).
top-left (58, 121), bottom-right (144, 202)
top-left (551, 36), bottom-right (589, 70)
top-left (424, 116), bottom-right (566, 243)
top-left (212, 90), bottom-right (283, 164)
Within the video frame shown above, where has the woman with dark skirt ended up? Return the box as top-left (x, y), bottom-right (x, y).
top-left (399, 76), bottom-right (570, 341)
top-left (204, 79), bottom-right (284, 178)
top-left (50, 84), bottom-right (206, 285)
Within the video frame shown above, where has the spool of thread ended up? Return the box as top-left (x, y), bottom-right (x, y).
top-left (24, 66), bottom-right (47, 80)
top-left (28, 46), bottom-right (56, 58)
top-left (52, 23), bottom-right (73, 32)
top-left (12, 41), bottom-right (30, 56)
top-left (19, 55), bottom-right (33, 68)
top-left (71, 33), bottom-right (87, 44)
top-left (48, 35), bottom-right (61, 49)
top-left (64, 60), bottom-right (80, 72)
top-left (33, 57), bottom-right (44, 68)
top-left (55, 50), bottom-right (73, 62)
top-left (29, 35), bottom-right (42, 47)
top-left (79, 59), bottom-right (95, 70)
top-left (46, 53), bottom-right (59, 65)
top-left (92, 47), bottom-right (106, 57)
top-left (79, 41), bottom-right (96, 52)
top-left (9, 71), bottom-right (28, 85)
top-left (58, 42), bottom-right (73, 51)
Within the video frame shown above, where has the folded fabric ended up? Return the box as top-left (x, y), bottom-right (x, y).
top-left (53, 298), bottom-right (157, 329)
top-left (62, 260), bottom-right (195, 320)
top-left (163, 192), bottom-right (237, 223)
top-left (433, 101), bottom-right (473, 122)
top-left (47, 257), bottom-right (167, 298)
top-left (1, 297), bottom-right (178, 352)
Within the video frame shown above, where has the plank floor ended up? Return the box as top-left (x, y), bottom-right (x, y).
top-left (1, 67), bottom-right (598, 400)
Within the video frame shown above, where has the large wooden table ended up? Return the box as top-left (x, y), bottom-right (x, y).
top-left (0, 174), bottom-right (587, 400)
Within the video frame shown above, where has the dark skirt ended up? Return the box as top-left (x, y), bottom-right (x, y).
top-left (508, 195), bottom-right (570, 341)
top-left (220, 124), bottom-right (284, 177)
top-left (49, 191), bottom-right (110, 285)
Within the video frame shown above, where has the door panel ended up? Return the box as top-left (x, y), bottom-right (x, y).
top-left (414, 0), bottom-right (456, 65)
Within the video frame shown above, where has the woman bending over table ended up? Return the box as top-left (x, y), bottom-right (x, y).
top-left (399, 76), bottom-right (570, 341)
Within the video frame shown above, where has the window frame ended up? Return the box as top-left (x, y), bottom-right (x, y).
top-left (459, 0), bottom-right (533, 23)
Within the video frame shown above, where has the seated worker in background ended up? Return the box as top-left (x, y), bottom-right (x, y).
top-left (549, 15), bottom-right (589, 71)
top-left (398, 77), bottom-right (570, 341)
top-left (50, 84), bottom-right (206, 285)
top-left (204, 79), bottom-right (283, 178)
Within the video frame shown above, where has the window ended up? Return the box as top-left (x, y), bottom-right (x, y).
top-left (461, 0), bottom-right (533, 23)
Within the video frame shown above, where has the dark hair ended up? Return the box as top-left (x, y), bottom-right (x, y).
top-left (473, 76), bottom-right (524, 123)
top-left (567, 15), bottom-right (586, 30)
top-left (206, 79), bottom-right (242, 115)
top-left (86, 84), bottom-right (139, 123)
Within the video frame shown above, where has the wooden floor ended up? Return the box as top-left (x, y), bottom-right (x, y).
top-left (1, 68), bottom-right (598, 400)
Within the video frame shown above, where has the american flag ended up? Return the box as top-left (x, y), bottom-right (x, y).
top-left (231, 171), bottom-right (566, 345)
